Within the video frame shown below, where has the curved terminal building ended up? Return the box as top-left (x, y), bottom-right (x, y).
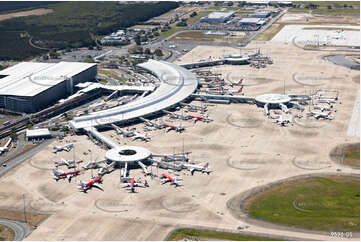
top-left (70, 60), bottom-right (199, 130)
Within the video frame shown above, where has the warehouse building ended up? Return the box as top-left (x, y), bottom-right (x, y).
top-left (200, 11), bottom-right (235, 24)
top-left (251, 11), bottom-right (271, 18)
top-left (239, 17), bottom-right (266, 26)
top-left (0, 62), bottom-right (97, 113)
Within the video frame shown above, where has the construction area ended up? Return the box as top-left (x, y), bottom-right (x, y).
top-left (0, 2), bottom-right (359, 241)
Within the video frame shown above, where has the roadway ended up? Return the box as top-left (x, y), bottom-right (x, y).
top-left (0, 138), bottom-right (55, 178)
top-left (0, 218), bottom-right (30, 241)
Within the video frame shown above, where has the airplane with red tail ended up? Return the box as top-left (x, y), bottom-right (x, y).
top-left (187, 114), bottom-right (212, 123)
top-left (78, 176), bottom-right (103, 192)
top-left (164, 123), bottom-right (185, 133)
top-left (122, 178), bottom-right (144, 193)
top-left (53, 169), bottom-right (80, 183)
top-left (161, 173), bottom-right (182, 186)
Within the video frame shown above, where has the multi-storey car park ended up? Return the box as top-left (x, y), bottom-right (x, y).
top-left (0, 62), bottom-right (97, 113)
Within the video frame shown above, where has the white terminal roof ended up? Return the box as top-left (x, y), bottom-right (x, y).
top-left (0, 62), bottom-right (96, 97)
top-left (206, 11), bottom-right (234, 19)
top-left (105, 145), bottom-right (151, 164)
top-left (239, 18), bottom-right (264, 24)
top-left (26, 128), bottom-right (51, 137)
top-left (69, 60), bottom-right (199, 130)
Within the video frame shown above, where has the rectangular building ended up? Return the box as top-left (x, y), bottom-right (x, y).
top-left (200, 11), bottom-right (235, 24)
top-left (0, 62), bottom-right (97, 113)
top-left (239, 17), bottom-right (266, 26)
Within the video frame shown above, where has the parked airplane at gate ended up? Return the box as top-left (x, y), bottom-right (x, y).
top-left (78, 176), bottom-right (103, 192)
top-left (53, 158), bottom-right (82, 168)
top-left (83, 160), bottom-right (106, 169)
top-left (122, 178), bottom-right (144, 193)
top-left (308, 111), bottom-right (333, 120)
top-left (313, 104), bottom-right (332, 111)
top-left (164, 123), bottom-right (185, 133)
top-left (53, 169), bottom-right (80, 182)
top-left (182, 162), bottom-right (211, 175)
top-left (186, 114), bottom-right (212, 123)
top-left (53, 143), bottom-right (73, 153)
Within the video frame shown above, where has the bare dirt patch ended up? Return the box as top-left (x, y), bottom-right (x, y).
top-left (0, 209), bottom-right (48, 227)
top-left (0, 8), bottom-right (53, 22)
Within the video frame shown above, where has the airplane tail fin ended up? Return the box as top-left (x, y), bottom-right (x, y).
top-left (237, 87), bottom-right (243, 93)
top-left (238, 79), bottom-right (243, 85)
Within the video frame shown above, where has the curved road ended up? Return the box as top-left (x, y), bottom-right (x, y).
top-left (0, 219), bottom-right (29, 241)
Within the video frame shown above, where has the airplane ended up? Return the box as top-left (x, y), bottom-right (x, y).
top-left (111, 124), bottom-right (135, 137)
top-left (139, 117), bottom-right (165, 129)
top-left (186, 114), bottom-right (212, 123)
top-left (228, 78), bottom-right (244, 87)
top-left (118, 94), bottom-right (138, 105)
top-left (164, 123), bottom-right (185, 133)
top-left (53, 169), bottom-right (80, 182)
top-left (313, 104), bottom-right (332, 111)
top-left (53, 143), bottom-right (73, 153)
top-left (273, 115), bottom-right (292, 126)
top-left (0, 138), bottom-right (12, 155)
top-left (132, 131), bottom-right (151, 142)
top-left (122, 178), bottom-right (144, 193)
top-left (53, 158), bottom-right (82, 168)
top-left (83, 159), bottom-right (106, 170)
top-left (98, 162), bottom-right (116, 176)
top-left (138, 161), bottom-right (152, 176)
top-left (182, 162), bottom-right (211, 175)
top-left (154, 160), bottom-right (183, 171)
top-left (161, 173), bottom-right (181, 186)
top-left (308, 111), bottom-right (333, 120)
top-left (179, 102), bottom-right (207, 112)
top-left (163, 110), bottom-right (188, 120)
top-left (206, 87), bottom-right (242, 96)
top-left (78, 176), bottom-right (103, 192)
top-left (317, 99), bottom-right (336, 104)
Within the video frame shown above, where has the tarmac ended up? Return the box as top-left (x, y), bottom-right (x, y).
top-left (0, 41), bottom-right (358, 241)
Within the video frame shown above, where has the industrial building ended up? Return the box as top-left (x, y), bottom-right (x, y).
top-left (0, 62), bottom-right (97, 113)
top-left (251, 11), bottom-right (271, 18)
top-left (239, 18), bottom-right (266, 26)
top-left (200, 11), bottom-right (235, 24)
top-left (26, 128), bottom-right (52, 141)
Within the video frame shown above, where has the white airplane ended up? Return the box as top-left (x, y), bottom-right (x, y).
top-left (98, 162), bottom-right (116, 176)
top-left (132, 131), bottom-right (151, 142)
top-left (154, 160), bottom-right (183, 171)
top-left (111, 124), bottom-right (135, 137)
top-left (164, 123), bottom-right (185, 133)
top-left (273, 115), bottom-right (292, 126)
top-left (206, 87), bottom-right (242, 96)
top-left (163, 110), bottom-right (188, 120)
top-left (161, 173), bottom-right (181, 186)
top-left (53, 143), bottom-right (73, 153)
top-left (0, 138), bottom-right (12, 155)
top-left (317, 99), bottom-right (336, 104)
top-left (139, 117), bottom-right (165, 129)
top-left (182, 162), bottom-right (211, 175)
top-left (137, 161), bottom-right (152, 176)
top-left (308, 111), bottom-right (333, 120)
top-left (53, 158), bottom-right (82, 168)
top-left (313, 104), bottom-right (332, 111)
top-left (83, 159), bottom-right (106, 169)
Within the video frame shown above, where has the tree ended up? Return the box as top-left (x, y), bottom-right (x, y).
top-left (190, 11), bottom-right (197, 18)
top-left (134, 35), bottom-right (141, 45)
top-left (327, 5), bottom-right (332, 9)
top-left (154, 48), bottom-right (163, 57)
top-left (10, 133), bottom-right (18, 140)
top-left (144, 48), bottom-right (151, 55)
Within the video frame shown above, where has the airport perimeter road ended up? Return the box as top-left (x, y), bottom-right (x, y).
top-left (0, 219), bottom-right (30, 241)
top-left (0, 139), bottom-right (54, 178)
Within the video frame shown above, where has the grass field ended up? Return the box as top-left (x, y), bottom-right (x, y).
top-left (255, 23), bottom-right (286, 41)
top-left (244, 176), bottom-right (360, 232)
top-left (170, 30), bottom-right (246, 43)
top-left (312, 8), bottom-right (360, 15)
top-left (0, 224), bottom-right (15, 241)
top-left (166, 229), bottom-right (280, 241)
top-left (98, 69), bottom-right (125, 84)
top-left (159, 27), bottom-right (185, 39)
top-left (344, 144), bottom-right (360, 167)
top-left (186, 11), bottom-right (208, 25)
top-left (0, 209), bottom-right (49, 227)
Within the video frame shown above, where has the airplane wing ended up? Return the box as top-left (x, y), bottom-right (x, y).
top-left (92, 183), bottom-right (104, 191)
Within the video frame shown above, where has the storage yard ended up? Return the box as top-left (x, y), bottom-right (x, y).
top-left (0, 2), bottom-right (359, 241)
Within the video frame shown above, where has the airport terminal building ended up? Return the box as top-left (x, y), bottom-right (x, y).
top-left (0, 62), bottom-right (97, 113)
